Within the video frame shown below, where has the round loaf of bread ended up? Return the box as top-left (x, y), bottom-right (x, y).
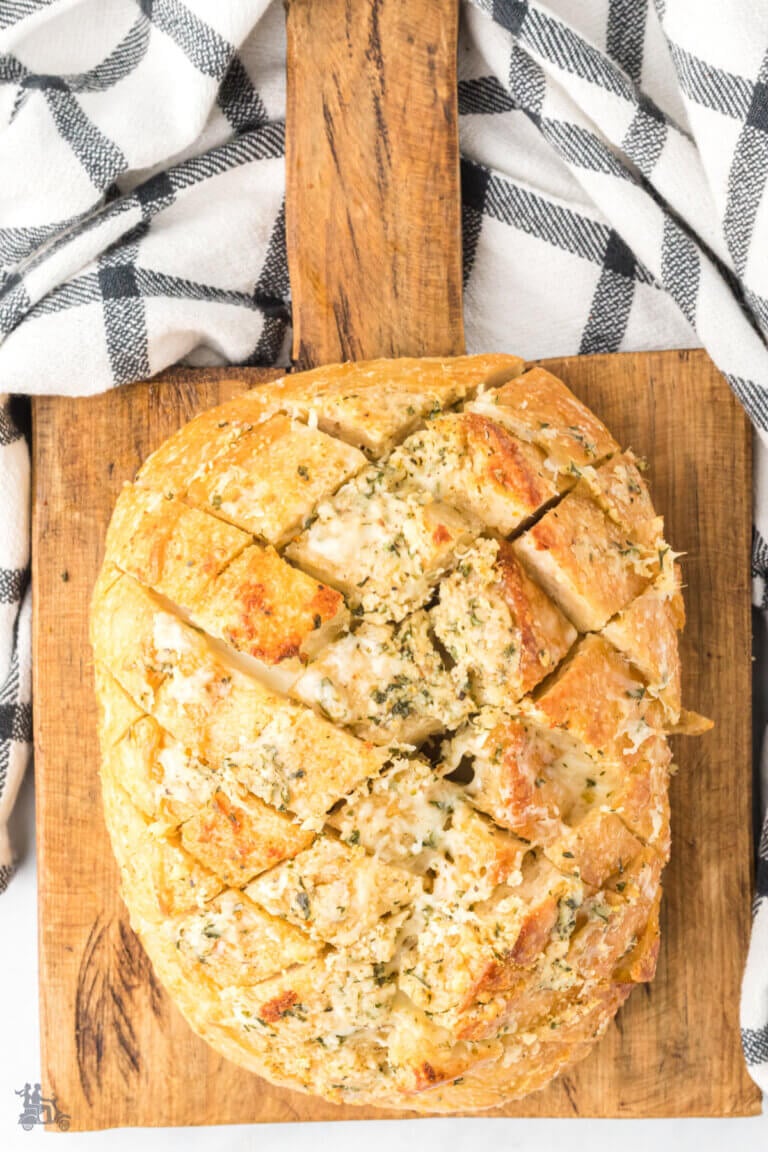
top-left (91, 354), bottom-right (693, 1112)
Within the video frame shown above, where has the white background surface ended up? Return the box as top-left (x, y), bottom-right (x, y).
top-left (1, 770), bottom-right (766, 1152)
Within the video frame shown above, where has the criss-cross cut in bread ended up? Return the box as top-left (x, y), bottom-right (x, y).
top-left (92, 355), bottom-right (707, 1114)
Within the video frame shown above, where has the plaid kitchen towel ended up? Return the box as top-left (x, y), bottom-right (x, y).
top-left (1, 0), bottom-right (768, 1090)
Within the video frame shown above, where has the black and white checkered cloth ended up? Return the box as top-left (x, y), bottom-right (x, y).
top-left (1, 0), bottom-right (767, 1091)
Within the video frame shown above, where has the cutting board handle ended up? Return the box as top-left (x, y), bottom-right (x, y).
top-left (285, 0), bottom-right (465, 369)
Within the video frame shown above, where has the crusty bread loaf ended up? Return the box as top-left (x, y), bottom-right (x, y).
top-left (91, 354), bottom-right (707, 1112)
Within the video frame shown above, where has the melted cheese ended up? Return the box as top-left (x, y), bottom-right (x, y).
top-left (164, 664), bottom-right (215, 705)
top-left (152, 612), bottom-right (192, 655)
top-left (157, 743), bottom-right (216, 807)
top-left (294, 610), bottom-right (471, 744)
top-left (432, 540), bottom-right (512, 701)
top-left (287, 465), bottom-right (478, 623)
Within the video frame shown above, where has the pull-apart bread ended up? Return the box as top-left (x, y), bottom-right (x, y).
top-left (92, 355), bottom-right (709, 1112)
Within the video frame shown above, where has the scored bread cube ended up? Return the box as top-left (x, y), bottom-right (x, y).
top-left (512, 454), bottom-right (664, 633)
top-left (188, 678), bottom-right (386, 825)
top-left (388, 411), bottom-right (559, 535)
top-left (92, 574), bottom-right (384, 818)
top-left (180, 789), bottom-right (315, 886)
top-left (174, 888), bottom-right (321, 988)
top-left (292, 610), bottom-right (470, 745)
top-left (108, 698), bottom-right (318, 865)
top-left (466, 366), bottom-right (618, 475)
top-left (329, 758), bottom-right (529, 904)
top-left (92, 571), bottom-right (170, 711)
top-left (452, 969), bottom-right (558, 1045)
top-left (387, 1001), bottom-right (502, 1094)
top-left (613, 888), bottom-right (662, 984)
top-left (185, 414), bottom-right (366, 546)
top-left (511, 503), bottom-right (642, 635)
top-left (541, 982), bottom-right (634, 1044)
top-left (192, 544), bottom-right (348, 666)
top-left (98, 765), bottom-right (224, 920)
top-left (601, 585), bottom-right (683, 724)
top-left (106, 487), bottom-right (348, 668)
top-left (219, 950), bottom-right (397, 1045)
top-left (540, 735), bottom-right (672, 882)
top-left (94, 663), bottom-right (144, 748)
top-left (118, 832), bottom-right (224, 927)
top-left (246, 836), bottom-right (420, 955)
top-left (452, 934), bottom-right (589, 1044)
top-left (578, 452), bottom-right (656, 533)
top-left (525, 634), bottom-right (663, 768)
top-left (122, 831), bottom-right (225, 925)
top-left (445, 706), bottom-right (671, 886)
top-left (135, 384), bottom-right (286, 494)
top-left (105, 485), bottom-right (250, 606)
top-left (398, 853), bottom-right (583, 1032)
top-left (329, 757), bottom-right (454, 863)
top-left (567, 850), bottom-right (662, 982)
top-left (430, 537), bottom-right (576, 708)
top-left (224, 706), bottom-right (387, 823)
top-left (543, 810), bottom-right (644, 889)
top-left (280, 353), bottom-right (526, 456)
top-left (443, 708), bottom-right (611, 843)
top-left (106, 715), bottom-right (217, 823)
top-left (601, 736), bottom-right (672, 860)
top-left (456, 971), bottom-right (632, 1051)
top-left (286, 465), bottom-right (479, 623)
top-left (92, 574), bottom-right (279, 749)
top-left (543, 743), bottom-right (672, 885)
top-left (464, 856), bottom-right (581, 981)
top-left (579, 454), bottom-right (668, 571)
top-left (99, 751), bottom-right (156, 875)
top-left (92, 571), bottom-right (276, 723)
top-left (435, 799), bottom-right (530, 905)
top-left (604, 846), bottom-right (664, 904)
top-left (110, 820), bottom-right (225, 926)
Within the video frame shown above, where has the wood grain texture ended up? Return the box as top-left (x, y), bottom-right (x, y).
top-left (285, 0), bottom-right (464, 367)
top-left (32, 350), bottom-right (760, 1127)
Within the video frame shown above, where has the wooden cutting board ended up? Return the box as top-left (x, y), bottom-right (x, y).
top-left (31, 0), bottom-right (760, 1129)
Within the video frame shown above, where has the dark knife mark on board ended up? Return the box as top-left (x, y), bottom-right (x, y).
top-left (322, 95), bottom-right (342, 179)
top-left (366, 0), bottom-right (391, 185)
top-left (561, 1075), bottom-right (579, 1115)
top-left (332, 289), bottom-right (357, 361)
top-left (75, 915), bottom-right (165, 1107)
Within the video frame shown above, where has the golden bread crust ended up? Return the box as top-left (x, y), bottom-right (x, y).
top-left (92, 355), bottom-right (702, 1113)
